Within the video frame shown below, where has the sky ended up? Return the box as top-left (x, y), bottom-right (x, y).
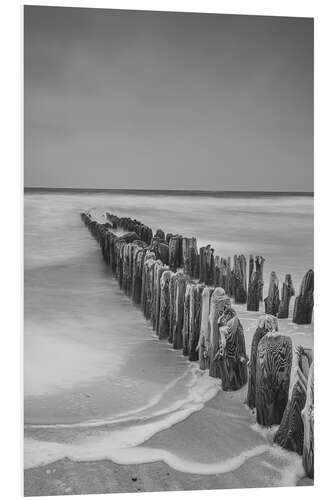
top-left (24, 7), bottom-right (313, 191)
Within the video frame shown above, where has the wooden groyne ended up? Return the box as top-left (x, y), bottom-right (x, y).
top-left (80, 210), bottom-right (314, 478)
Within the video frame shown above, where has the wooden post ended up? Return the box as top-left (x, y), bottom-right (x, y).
top-left (247, 255), bottom-right (263, 311)
top-left (278, 274), bottom-right (295, 319)
top-left (169, 235), bottom-right (182, 272)
top-left (132, 246), bottom-right (146, 304)
top-left (293, 269), bottom-right (314, 325)
top-left (141, 252), bottom-right (156, 319)
top-left (188, 284), bottom-right (204, 361)
top-left (233, 255), bottom-right (247, 303)
top-left (199, 246), bottom-right (207, 283)
top-left (197, 286), bottom-right (214, 370)
top-left (199, 245), bottom-right (215, 285)
top-left (274, 346), bottom-right (313, 454)
top-left (209, 288), bottom-right (231, 378)
top-left (158, 270), bottom-right (172, 339)
top-left (151, 261), bottom-right (167, 332)
top-left (182, 282), bottom-right (192, 356)
top-left (151, 239), bottom-right (169, 265)
top-left (302, 361), bottom-right (314, 478)
top-left (168, 272), bottom-right (177, 344)
top-left (225, 257), bottom-right (232, 296)
top-left (214, 307), bottom-right (248, 391)
top-left (246, 315), bottom-right (279, 409)
top-left (182, 237), bottom-right (198, 278)
top-left (154, 229), bottom-right (165, 240)
top-left (255, 333), bottom-right (292, 426)
top-left (264, 271), bottom-right (280, 316)
top-left (257, 256), bottom-right (265, 302)
top-left (172, 273), bottom-right (187, 349)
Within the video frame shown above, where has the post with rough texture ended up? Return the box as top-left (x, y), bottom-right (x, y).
top-left (197, 286), bottom-right (213, 370)
top-left (278, 274), bottom-right (295, 319)
top-left (172, 273), bottom-right (187, 350)
top-left (199, 245), bottom-right (215, 285)
top-left (293, 269), bottom-right (314, 325)
top-left (302, 361), bottom-right (314, 478)
top-left (225, 257), bottom-right (233, 297)
top-left (255, 333), bottom-right (292, 426)
top-left (246, 315), bottom-right (279, 409)
top-left (158, 270), bottom-right (172, 339)
top-left (209, 288), bottom-right (231, 378)
top-left (258, 256), bottom-right (265, 302)
top-left (169, 235), bottom-right (183, 272)
top-left (215, 307), bottom-right (248, 391)
top-left (233, 255), bottom-right (247, 303)
top-left (246, 255), bottom-right (262, 311)
top-left (182, 238), bottom-right (198, 278)
top-left (274, 347), bottom-right (313, 454)
top-left (168, 272), bottom-right (177, 344)
top-left (188, 284), bottom-right (205, 361)
top-left (182, 283), bottom-right (192, 356)
top-left (264, 271), bottom-right (280, 316)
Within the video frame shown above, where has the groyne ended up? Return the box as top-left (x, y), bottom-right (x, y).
top-left (80, 210), bottom-right (314, 478)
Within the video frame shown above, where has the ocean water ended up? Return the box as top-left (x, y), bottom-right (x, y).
top-left (24, 191), bottom-right (313, 482)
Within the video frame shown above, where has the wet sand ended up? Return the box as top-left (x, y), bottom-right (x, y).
top-left (24, 384), bottom-right (314, 496)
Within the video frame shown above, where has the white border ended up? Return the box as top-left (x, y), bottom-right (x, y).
top-left (1, 1), bottom-right (332, 499)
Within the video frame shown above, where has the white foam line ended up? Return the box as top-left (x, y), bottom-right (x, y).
top-left (26, 365), bottom-right (197, 430)
top-left (104, 444), bottom-right (271, 475)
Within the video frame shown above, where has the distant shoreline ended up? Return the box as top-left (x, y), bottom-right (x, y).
top-left (24, 187), bottom-right (314, 197)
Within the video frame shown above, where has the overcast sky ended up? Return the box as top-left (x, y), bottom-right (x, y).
top-left (24, 7), bottom-right (313, 191)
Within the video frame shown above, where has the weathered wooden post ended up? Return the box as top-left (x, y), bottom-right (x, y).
top-left (246, 315), bottom-right (279, 409)
top-left (209, 288), bottom-right (231, 378)
top-left (264, 271), bottom-right (280, 316)
top-left (302, 361), bottom-right (314, 478)
top-left (225, 257), bottom-right (233, 296)
top-left (233, 255), bottom-right (247, 303)
top-left (169, 235), bottom-right (183, 272)
top-left (257, 256), bottom-right (265, 302)
top-left (215, 307), bottom-right (248, 391)
top-left (141, 252), bottom-right (156, 320)
top-left (274, 346), bottom-right (313, 454)
top-left (197, 286), bottom-right (213, 370)
top-left (213, 255), bottom-right (221, 287)
top-left (182, 282), bottom-right (192, 356)
top-left (293, 269), bottom-right (314, 325)
top-left (278, 274), bottom-right (295, 319)
top-left (158, 270), bottom-right (172, 339)
top-left (255, 333), bottom-right (292, 426)
top-left (154, 229), bottom-right (165, 241)
top-left (246, 255), bottom-right (262, 311)
top-left (152, 261), bottom-right (167, 333)
top-left (188, 284), bottom-right (204, 361)
top-left (151, 238), bottom-right (169, 265)
top-left (199, 245), bottom-right (215, 285)
top-left (132, 246), bottom-right (146, 304)
top-left (168, 272), bottom-right (178, 344)
top-left (172, 273), bottom-right (187, 350)
top-left (182, 237), bottom-right (198, 278)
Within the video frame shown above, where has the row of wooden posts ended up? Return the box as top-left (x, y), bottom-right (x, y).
top-left (80, 211), bottom-right (314, 479)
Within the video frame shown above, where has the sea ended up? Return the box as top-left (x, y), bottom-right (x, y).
top-left (24, 190), bottom-right (314, 483)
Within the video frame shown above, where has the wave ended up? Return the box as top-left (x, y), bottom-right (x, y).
top-left (24, 438), bottom-right (304, 487)
top-left (25, 367), bottom-right (221, 467)
top-left (25, 363), bottom-right (203, 429)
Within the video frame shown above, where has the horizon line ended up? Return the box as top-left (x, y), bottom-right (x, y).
top-left (24, 187), bottom-right (314, 196)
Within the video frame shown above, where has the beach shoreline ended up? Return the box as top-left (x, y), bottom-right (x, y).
top-left (24, 389), bottom-right (313, 496)
top-left (24, 385), bottom-right (314, 496)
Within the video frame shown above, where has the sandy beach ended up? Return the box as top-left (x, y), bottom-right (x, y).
top-left (24, 385), bottom-right (313, 496)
